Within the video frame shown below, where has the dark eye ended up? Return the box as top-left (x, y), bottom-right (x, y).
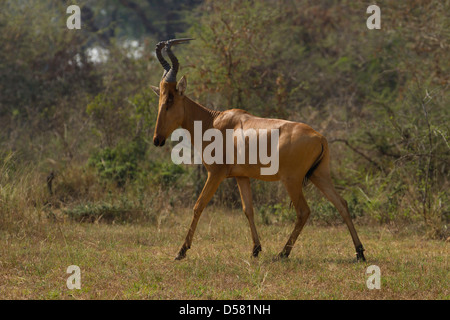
top-left (166, 94), bottom-right (174, 110)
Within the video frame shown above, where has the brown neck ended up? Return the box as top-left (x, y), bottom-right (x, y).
top-left (181, 96), bottom-right (221, 144)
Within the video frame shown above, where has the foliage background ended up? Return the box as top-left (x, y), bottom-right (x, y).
top-left (0, 0), bottom-right (448, 239)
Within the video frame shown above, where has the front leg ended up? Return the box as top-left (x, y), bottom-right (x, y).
top-left (175, 171), bottom-right (224, 260)
top-left (236, 177), bottom-right (262, 258)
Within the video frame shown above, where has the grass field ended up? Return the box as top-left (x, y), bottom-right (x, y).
top-left (0, 207), bottom-right (448, 300)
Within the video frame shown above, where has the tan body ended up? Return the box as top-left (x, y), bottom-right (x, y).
top-left (151, 40), bottom-right (365, 261)
top-left (212, 109), bottom-right (323, 181)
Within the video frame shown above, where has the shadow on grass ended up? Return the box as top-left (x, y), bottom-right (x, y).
top-left (259, 255), bottom-right (378, 266)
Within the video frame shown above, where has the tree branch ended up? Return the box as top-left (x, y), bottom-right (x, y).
top-left (329, 138), bottom-right (383, 172)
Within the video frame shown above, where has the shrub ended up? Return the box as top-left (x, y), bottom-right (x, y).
top-left (88, 139), bottom-right (147, 187)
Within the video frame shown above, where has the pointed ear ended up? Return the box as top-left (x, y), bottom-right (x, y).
top-left (150, 85), bottom-right (160, 96)
top-left (177, 76), bottom-right (187, 95)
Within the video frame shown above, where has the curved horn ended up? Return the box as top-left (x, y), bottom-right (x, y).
top-left (157, 38), bottom-right (194, 83)
top-left (155, 41), bottom-right (171, 78)
top-left (164, 44), bottom-right (179, 83)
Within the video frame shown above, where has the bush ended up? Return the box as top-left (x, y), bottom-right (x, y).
top-left (63, 198), bottom-right (142, 224)
top-left (88, 139), bottom-right (147, 187)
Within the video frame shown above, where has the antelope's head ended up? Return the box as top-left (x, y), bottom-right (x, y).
top-left (151, 38), bottom-right (192, 147)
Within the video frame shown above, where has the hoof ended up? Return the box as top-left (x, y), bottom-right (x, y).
top-left (252, 245), bottom-right (262, 258)
top-left (175, 253), bottom-right (186, 260)
top-left (273, 252), bottom-right (289, 261)
top-left (356, 245), bottom-right (366, 262)
top-left (175, 247), bottom-right (188, 260)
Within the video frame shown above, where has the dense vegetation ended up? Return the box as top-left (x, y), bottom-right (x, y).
top-left (0, 0), bottom-right (448, 239)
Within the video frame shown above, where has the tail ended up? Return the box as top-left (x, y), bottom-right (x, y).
top-left (302, 137), bottom-right (326, 187)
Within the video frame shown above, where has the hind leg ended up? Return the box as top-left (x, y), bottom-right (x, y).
top-left (277, 178), bottom-right (311, 259)
top-left (310, 161), bottom-right (366, 261)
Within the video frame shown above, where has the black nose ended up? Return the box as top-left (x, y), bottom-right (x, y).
top-left (153, 136), bottom-right (165, 147)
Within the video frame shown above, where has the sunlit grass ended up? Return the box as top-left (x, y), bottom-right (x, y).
top-left (0, 208), bottom-right (447, 300)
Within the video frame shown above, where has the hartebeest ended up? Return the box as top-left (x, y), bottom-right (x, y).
top-left (150, 39), bottom-right (366, 262)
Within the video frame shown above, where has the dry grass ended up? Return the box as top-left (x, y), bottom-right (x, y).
top-left (0, 207), bottom-right (448, 300)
